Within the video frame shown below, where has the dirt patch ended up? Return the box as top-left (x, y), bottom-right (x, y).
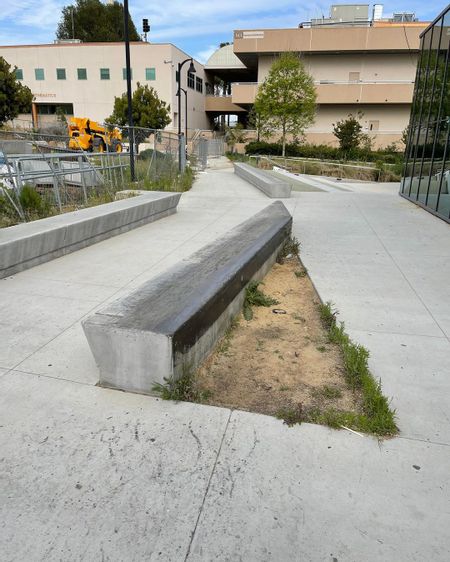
top-left (196, 258), bottom-right (362, 420)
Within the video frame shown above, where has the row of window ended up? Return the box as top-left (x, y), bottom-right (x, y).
top-left (15, 67), bottom-right (156, 82)
top-left (187, 72), bottom-right (203, 93)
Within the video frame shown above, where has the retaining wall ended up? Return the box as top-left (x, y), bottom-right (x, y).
top-left (234, 162), bottom-right (292, 198)
top-left (82, 201), bottom-right (293, 394)
top-left (0, 191), bottom-right (181, 278)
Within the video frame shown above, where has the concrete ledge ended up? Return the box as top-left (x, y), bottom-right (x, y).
top-left (0, 191), bottom-right (181, 278)
top-left (234, 162), bottom-right (292, 198)
top-left (82, 202), bottom-right (292, 394)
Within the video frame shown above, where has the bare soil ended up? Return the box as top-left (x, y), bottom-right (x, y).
top-left (196, 258), bottom-right (361, 419)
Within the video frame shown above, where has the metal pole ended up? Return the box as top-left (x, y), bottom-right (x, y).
top-left (177, 63), bottom-right (182, 137)
top-left (78, 156), bottom-right (88, 203)
top-left (184, 89), bottom-right (188, 142)
top-left (123, 0), bottom-right (135, 182)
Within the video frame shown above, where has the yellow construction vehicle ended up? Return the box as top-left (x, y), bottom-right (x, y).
top-left (68, 117), bottom-right (123, 152)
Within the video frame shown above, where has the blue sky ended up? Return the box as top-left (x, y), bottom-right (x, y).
top-left (0, 1), bottom-right (445, 63)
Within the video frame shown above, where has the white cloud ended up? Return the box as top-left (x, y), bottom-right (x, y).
top-left (0, 0), bottom-right (441, 51)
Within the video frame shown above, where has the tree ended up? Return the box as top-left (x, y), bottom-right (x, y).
top-left (225, 123), bottom-right (247, 153)
top-left (106, 83), bottom-right (171, 150)
top-left (332, 113), bottom-right (364, 153)
top-left (247, 106), bottom-right (269, 142)
top-left (57, 0), bottom-right (140, 42)
top-left (401, 124), bottom-right (410, 148)
top-left (253, 53), bottom-right (316, 157)
top-left (0, 57), bottom-right (33, 127)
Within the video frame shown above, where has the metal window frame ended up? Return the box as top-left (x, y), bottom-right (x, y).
top-left (123, 68), bottom-right (133, 80)
top-left (34, 68), bottom-right (45, 81)
top-left (56, 68), bottom-right (66, 80)
top-left (417, 20), bottom-right (443, 206)
top-left (424, 24), bottom-right (449, 209)
top-left (145, 67), bottom-right (156, 80)
top-left (400, 4), bottom-right (450, 223)
top-left (408, 27), bottom-right (434, 201)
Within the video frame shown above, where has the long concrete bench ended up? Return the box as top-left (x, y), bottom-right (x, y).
top-left (234, 162), bottom-right (292, 198)
top-left (0, 191), bottom-right (181, 278)
top-left (82, 201), bottom-right (292, 394)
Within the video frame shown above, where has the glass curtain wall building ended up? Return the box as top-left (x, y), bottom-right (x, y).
top-left (401, 6), bottom-right (450, 222)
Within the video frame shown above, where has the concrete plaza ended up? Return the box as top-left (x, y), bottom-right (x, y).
top-left (1, 159), bottom-right (449, 561)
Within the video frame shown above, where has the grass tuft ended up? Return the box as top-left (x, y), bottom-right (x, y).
top-left (243, 281), bottom-right (279, 321)
top-left (152, 368), bottom-right (211, 402)
top-left (277, 235), bottom-right (301, 264)
top-left (316, 301), bottom-right (398, 436)
top-left (276, 403), bottom-right (304, 426)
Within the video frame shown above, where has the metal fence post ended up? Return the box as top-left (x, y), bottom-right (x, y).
top-left (78, 156), bottom-right (88, 203)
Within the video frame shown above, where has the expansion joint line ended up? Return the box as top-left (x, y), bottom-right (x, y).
top-left (354, 199), bottom-right (449, 342)
top-left (184, 410), bottom-right (232, 561)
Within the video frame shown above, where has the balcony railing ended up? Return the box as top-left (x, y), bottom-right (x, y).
top-left (206, 80), bottom-right (414, 105)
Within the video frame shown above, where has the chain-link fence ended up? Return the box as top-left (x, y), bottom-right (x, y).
top-left (191, 136), bottom-right (226, 170)
top-left (0, 125), bottom-right (189, 226)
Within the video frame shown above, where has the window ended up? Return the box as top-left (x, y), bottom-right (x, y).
top-left (187, 71), bottom-right (195, 89)
top-left (36, 103), bottom-right (74, 115)
top-left (349, 71), bottom-right (360, 82)
top-left (35, 68), bottom-right (45, 80)
top-left (100, 68), bottom-right (110, 80)
top-left (145, 67), bottom-right (156, 80)
top-left (401, 5), bottom-right (450, 221)
top-left (15, 68), bottom-right (23, 80)
top-left (77, 68), bottom-right (87, 80)
top-left (123, 68), bottom-right (133, 80)
top-left (56, 68), bottom-right (66, 80)
top-left (195, 76), bottom-right (203, 93)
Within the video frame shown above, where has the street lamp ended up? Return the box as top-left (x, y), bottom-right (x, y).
top-left (176, 58), bottom-right (196, 170)
top-left (123, 0), bottom-right (135, 181)
top-left (179, 87), bottom-right (188, 143)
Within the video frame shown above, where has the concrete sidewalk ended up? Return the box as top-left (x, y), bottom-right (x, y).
top-left (1, 160), bottom-right (449, 561)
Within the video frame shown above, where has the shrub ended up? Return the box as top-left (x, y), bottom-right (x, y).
top-left (19, 185), bottom-right (51, 218)
top-left (245, 140), bottom-right (404, 165)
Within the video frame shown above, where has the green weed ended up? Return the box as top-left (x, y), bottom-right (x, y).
top-left (243, 281), bottom-right (279, 320)
top-left (295, 269), bottom-right (307, 278)
top-left (152, 369), bottom-right (210, 402)
top-left (314, 385), bottom-right (343, 399)
top-left (277, 235), bottom-right (301, 264)
top-left (276, 403), bottom-right (304, 426)
top-left (317, 301), bottom-right (398, 436)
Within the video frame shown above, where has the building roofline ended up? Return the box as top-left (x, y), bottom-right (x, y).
top-left (0, 41), bottom-right (205, 66)
top-left (0, 41), bottom-right (170, 49)
top-left (233, 22), bottom-right (428, 33)
top-left (420, 4), bottom-right (450, 37)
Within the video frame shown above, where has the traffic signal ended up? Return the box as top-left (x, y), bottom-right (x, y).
top-left (143, 19), bottom-right (150, 33)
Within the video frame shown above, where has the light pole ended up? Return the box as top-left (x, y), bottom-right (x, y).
top-left (176, 58), bottom-right (196, 170)
top-left (123, 0), bottom-right (135, 181)
top-left (180, 87), bottom-right (188, 143)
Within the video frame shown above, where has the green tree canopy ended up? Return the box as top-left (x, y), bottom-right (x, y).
top-left (106, 83), bottom-right (171, 146)
top-left (253, 53), bottom-right (316, 156)
top-left (332, 113), bottom-right (364, 152)
top-left (0, 57), bottom-right (33, 126)
top-left (57, 0), bottom-right (140, 42)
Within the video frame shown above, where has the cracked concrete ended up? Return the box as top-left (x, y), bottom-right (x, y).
top-left (1, 160), bottom-right (449, 561)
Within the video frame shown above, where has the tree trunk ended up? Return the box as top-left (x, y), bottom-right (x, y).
top-left (281, 122), bottom-right (286, 157)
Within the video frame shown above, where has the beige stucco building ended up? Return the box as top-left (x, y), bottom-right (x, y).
top-left (0, 41), bottom-right (210, 134)
top-left (204, 8), bottom-right (429, 148)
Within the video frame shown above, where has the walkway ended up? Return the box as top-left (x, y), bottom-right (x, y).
top-left (1, 160), bottom-right (449, 561)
